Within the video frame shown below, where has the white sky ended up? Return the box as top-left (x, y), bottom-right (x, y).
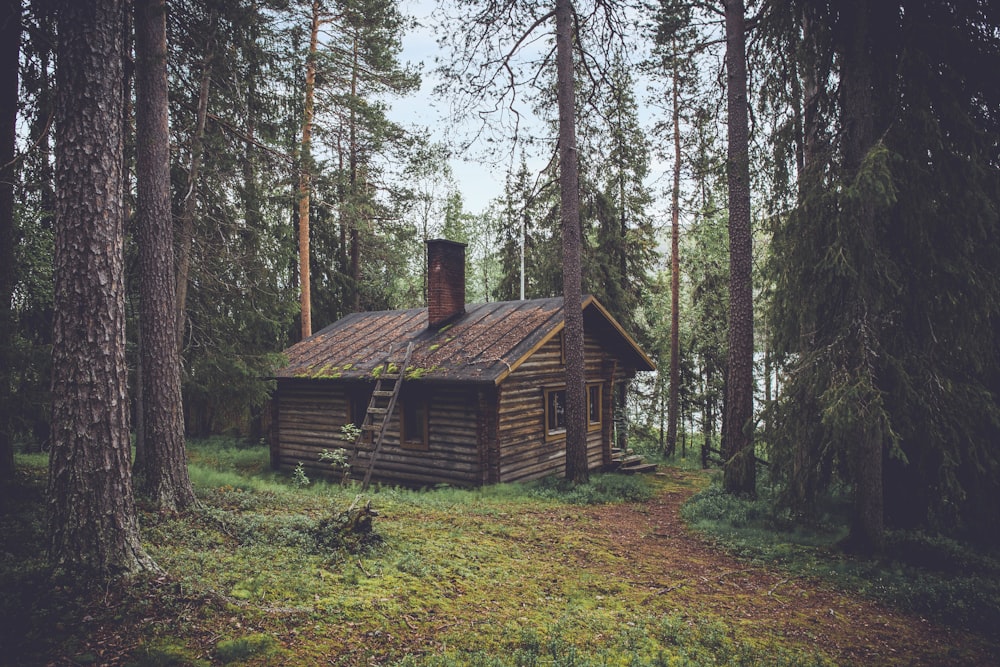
top-left (386, 0), bottom-right (512, 214)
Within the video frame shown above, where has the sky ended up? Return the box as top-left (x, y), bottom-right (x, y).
top-left (386, 0), bottom-right (551, 215)
top-left (385, 0), bottom-right (679, 227)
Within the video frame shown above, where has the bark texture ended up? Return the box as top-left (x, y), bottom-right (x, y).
top-left (667, 53), bottom-right (681, 458)
top-left (133, 0), bottom-right (196, 511)
top-left (555, 0), bottom-right (587, 483)
top-left (49, 0), bottom-right (154, 577)
top-left (721, 0), bottom-right (756, 496)
top-left (298, 0), bottom-right (320, 337)
top-left (0, 0), bottom-right (20, 483)
top-left (840, 0), bottom-right (884, 554)
top-left (175, 12), bottom-right (215, 349)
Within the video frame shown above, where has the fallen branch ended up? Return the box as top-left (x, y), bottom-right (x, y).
top-left (768, 577), bottom-right (791, 596)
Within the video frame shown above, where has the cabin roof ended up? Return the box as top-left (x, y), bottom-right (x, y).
top-left (276, 295), bottom-right (655, 385)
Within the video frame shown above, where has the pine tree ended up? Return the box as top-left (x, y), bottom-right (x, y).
top-left (721, 0), bottom-right (755, 497)
top-left (132, 0), bottom-right (196, 510)
top-left (49, 0), bottom-right (155, 578)
top-left (766, 0), bottom-right (1000, 549)
top-left (0, 0), bottom-right (20, 483)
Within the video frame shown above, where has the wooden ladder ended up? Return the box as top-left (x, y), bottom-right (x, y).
top-left (351, 342), bottom-right (413, 491)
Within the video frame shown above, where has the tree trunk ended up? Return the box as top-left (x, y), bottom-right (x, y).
top-left (721, 0), bottom-right (755, 497)
top-left (175, 15), bottom-right (215, 350)
top-left (0, 0), bottom-right (20, 483)
top-left (49, 0), bottom-right (155, 578)
top-left (348, 33), bottom-right (362, 313)
top-left (840, 0), bottom-right (884, 554)
top-left (667, 47), bottom-right (681, 459)
top-left (298, 0), bottom-right (320, 337)
top-left (555, 0), bottom-right (587, 483)
top-left (132, 0), bottom-right (196, 511)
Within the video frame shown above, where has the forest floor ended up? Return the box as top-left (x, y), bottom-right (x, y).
top-left (2, 451), bottom-right (999, 666)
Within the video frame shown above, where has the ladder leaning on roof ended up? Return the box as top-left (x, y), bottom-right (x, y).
top-left (350, 342), bottom-right (413, 491)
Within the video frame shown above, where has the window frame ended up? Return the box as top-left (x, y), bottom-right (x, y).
top-left (544, 386), bottom-right (567, 441)
top-left (399, 394), bottom-right (430, 451)
top-left (587, 382), bottom-right (603, 432)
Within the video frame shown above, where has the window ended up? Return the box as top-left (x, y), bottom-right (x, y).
top-left (544, 387), bottom-right (567, 440)
top-left (401, 396), bottom-right (429, 450)
top-left (545, 384), bottom-right (602, 439)
top-left (587, 383), bottom-right (602, 431)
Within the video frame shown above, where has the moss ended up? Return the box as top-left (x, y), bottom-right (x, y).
top-left (308, 364), bottom-right (345, 379)
top-left (127, 639), bottom-right (209, 667)
top-left (215, 634), bottom-right (281, 664)
top-left (404, 365), bottom-right (442, 380)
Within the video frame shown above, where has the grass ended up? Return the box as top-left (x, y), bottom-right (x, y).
top-left (2, 437), bottom-right (997, 666)
top-left (682, 471), bottom-right (1000, 636)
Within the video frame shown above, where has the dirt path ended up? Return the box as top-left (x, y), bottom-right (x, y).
top-left (567, 469), bottom-right (998, 666)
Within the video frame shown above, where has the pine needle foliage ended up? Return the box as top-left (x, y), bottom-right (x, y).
top-left (765, 0), bottom-right (1000, 545)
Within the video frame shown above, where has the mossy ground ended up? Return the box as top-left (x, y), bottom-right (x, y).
top-left (1, 441), bottom-right (997, 666)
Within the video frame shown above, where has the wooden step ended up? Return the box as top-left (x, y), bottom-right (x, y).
top-left (620, 462), bottom-right (658, 475)
top-left (368, 407), bottom-right (388, 415)
top-left (373, 390), bottom-right (394, 398)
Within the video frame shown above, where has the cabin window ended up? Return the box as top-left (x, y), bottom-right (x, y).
top-left (544, 387), bottom-right (567, 440)
top-left (587, 383), bottom-right (602, 431)
top-left (545, 384), bottom-right (602, 439)
top-left (400, 396), bottom-right (429, 450)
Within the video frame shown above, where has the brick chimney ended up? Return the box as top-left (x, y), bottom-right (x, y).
top-left (426, 238), bottom-right (466, 329)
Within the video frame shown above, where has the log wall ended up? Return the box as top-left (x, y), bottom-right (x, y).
top-left (274, 379), bottom-right (482, 488)
top-left (494, 333), bottom-right (614, 483)
top-left (274, 330), bottom-right (622, 487)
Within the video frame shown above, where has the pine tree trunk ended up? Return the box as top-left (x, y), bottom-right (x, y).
top-left (49, 0), bottom-right (155, 578)
top-left (175, 16), bottom-right (215, 350)
top-left (722, 0), bottom-right (755, 497)
top-left (840, 0), bottom-right (884, 554)
top-left (133, 0), bottom-right (196, 511)
top-left (348, 33), bottom-right (362, 314)
top-left (298, 0), bottom-right (320, 337)
top-left (555, 0), bottom-right (587, 483)
top-left (667, 51), bottom-right (681, 459)
top-left (0, 0), bottom-right (20, 483)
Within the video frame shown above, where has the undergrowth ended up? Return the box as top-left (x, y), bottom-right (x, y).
top-left (3, 438), bottom-right (994, 665)
top-left (682, 473), bottom-right (1000, 636)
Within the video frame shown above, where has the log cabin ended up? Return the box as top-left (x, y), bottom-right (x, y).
top-left (269, 239), bottom-right (655, 487)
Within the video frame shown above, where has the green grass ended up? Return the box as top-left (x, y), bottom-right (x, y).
top-left (3, 438), bottom-right (996, 665)
top-left (682, 472), bottom-right (1000, 635)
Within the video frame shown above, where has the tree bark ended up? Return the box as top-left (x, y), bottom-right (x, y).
top-left (840, 0), bottom-right (884, 554)
top-left (175, 15), bottom-right (215, 350)
top-left (721, 0), bottom-right (755, 497)
top-left (49, 0), bottom-right (155, 578)
top-left (555, 0), bottom-right (587, 483)
top-left (298, 0), bottom-right (320, 337)
top-left (132, 0), bottom-right (196, 511)
top-left (667, 47), bottom-right (681, 459)
top-left (0, 0), bottom-right (21, 483)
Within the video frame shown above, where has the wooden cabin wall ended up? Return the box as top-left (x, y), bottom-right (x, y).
top-left (495, 333), bottom-right (613, 483)
top-left (274, 379), bottom-right (482, 488)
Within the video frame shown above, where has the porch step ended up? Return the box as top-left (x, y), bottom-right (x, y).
top-left (620, 462), bottom-right (658, 475)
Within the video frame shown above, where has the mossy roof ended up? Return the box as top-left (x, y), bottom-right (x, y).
top-left (275, 295), bottom-right (655, 385)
